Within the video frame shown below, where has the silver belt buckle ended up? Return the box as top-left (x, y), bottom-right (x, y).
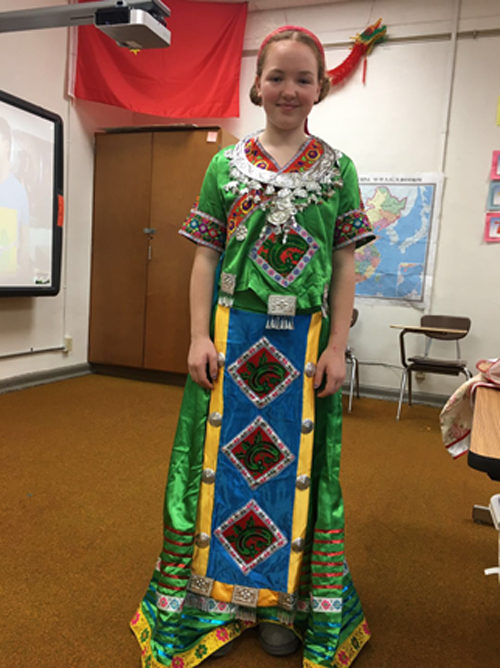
top-left (266, 295), bottom-right (296, 330)
top-left (218, 272), bottom-right (236, 307)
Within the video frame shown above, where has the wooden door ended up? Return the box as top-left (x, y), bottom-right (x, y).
top-left (88, 132), bottom-right (152, 367)
top-left (144, 129), bottom-right (225, 373)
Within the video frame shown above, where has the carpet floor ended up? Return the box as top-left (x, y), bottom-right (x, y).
top-left (1, 374), bottom-right (499, 667)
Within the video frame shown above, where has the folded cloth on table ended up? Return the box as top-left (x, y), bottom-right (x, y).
top-left (439, 359), bottom-right (500, 459)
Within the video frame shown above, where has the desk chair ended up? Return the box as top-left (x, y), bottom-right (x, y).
top-left (396, 315), bottom-right (472, 420)
top-left (345, 308), bottom-right (360, 413)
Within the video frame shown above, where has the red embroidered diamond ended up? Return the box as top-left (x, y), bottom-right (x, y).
top-left (215, 500), bottom-right (287, 574)
top-left (228, 337), bottom-right (299, 408)
top-left (222, 417), bottom-right (294, 489)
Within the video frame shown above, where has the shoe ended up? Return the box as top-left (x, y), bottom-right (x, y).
top-left (211, 640), bottom-right (235, 658)
top-left (258, 622), bottom-right (301, 656)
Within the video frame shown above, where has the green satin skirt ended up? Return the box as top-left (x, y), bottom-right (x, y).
top-left (131, 305), bottom-right (369, 668)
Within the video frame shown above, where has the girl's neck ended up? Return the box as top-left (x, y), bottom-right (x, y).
top-left (258, 125), bottom-right (309, 168)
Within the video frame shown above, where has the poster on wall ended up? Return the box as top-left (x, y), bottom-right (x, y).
top-left (490, 150), bottom-right (500, 180)
top-left (487, 181), bottom-right (500, 210)
top-left (484, 212), bottom-right (500, 243)
top-left (355, 174), bottom-right (444, 310)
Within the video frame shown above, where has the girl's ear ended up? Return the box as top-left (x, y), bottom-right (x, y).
top-left (315, 79), bottom-right (321, 103)
top-left (254, 75), bottom-right (262, 97)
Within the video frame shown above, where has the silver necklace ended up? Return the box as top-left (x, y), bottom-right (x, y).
top-left (224, 132), bottom-right (344, 241)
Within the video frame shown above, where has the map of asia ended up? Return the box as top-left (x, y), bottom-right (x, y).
top-left (355, 174), bottom-right (444, 309)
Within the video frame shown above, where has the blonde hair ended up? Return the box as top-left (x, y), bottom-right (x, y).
top-left (249, 30), bottom-right (331, 106)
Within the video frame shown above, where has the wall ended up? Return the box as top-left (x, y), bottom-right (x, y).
top-left (227, 0), bottom-right (500, 399)
top-left (0, 0), bottom-right (499, 402)
top-left (0, 1), bottom-right (139, 385)
top-left (0, 0), bottom-right (73, 382)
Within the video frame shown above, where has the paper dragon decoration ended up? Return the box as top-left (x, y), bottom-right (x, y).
top-left (327, 18), bottom-right (387, 86)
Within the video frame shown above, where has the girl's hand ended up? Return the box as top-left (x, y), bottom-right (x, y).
top-left (314, 347), bottom-right (346, 398)
top-left (188, 337), bottom-right (219, 390)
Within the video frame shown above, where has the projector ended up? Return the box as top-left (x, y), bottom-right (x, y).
top-left (0, 2), bottom-right (172, 50)
top-left (95, 6), bottom-right (171, 49)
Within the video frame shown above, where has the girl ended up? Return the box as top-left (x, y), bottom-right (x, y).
top-left (131, 25), bottom-right (375, 668)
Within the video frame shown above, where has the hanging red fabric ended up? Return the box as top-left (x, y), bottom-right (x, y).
top-left (72, 0), bottom-right (248, 119)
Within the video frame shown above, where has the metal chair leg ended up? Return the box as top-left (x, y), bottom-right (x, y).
top-left (348, 356), bottom-right (356, 413)
top-left (355, 358), bottom-right (360, 398)
top-left (397, 369), bottom-right (407, 421)
top-left (407, 369), bottom-right (412, 406)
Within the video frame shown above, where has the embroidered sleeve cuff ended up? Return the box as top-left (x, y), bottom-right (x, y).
top-left (179, 207), bottom-right (226, 253)
top-left (334, 209), bottom-right (376, 250)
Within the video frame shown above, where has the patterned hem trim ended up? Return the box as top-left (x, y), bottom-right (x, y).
top-left (337, 209), bottom-right (363, 222)
top-left (188, 207), bottom-right (224, 228)
top-left (304, 618), bottom-right (371, 668)
top-left (179, 203), bottom-right (226, 253)
top-left (333, 231), bottom-right (376, 251)
top-left (130, 605), bottom-right (248, 668)
top-left (185, 580), bottom-right (339, 618)
top-left (178, 229), bottom-right (223, 254)
top-left (334, 208), bottom-right (374, 251)
top-left (131, 606), bottom-right (370, 668)
top-left (156, 593), bottom-right (185, 612)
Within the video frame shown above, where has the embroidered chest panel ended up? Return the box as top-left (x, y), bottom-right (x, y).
top-left (250, 223), bottom-right (319, 288)
top-left (223, 134), bottom-right (343, 288)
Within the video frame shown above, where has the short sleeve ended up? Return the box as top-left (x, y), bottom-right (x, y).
top-left (179, 153), bottom-right (227, 253)
top-left (333, 157), bottom-right (375, 251)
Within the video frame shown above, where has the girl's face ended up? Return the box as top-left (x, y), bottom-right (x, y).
top-left (255, 39), bottom-right (321, 134)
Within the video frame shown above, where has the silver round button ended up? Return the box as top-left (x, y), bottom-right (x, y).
top-left (208, 411), bottom-right (222, 427)
top-left (202, 468), bottom-right (215, 484)
top-left (291, 538), bottom-right (304, 553)
top-left (301, 419), bottom-right (314, 434)
top-left (304, 362), bottom-right (316, 378)
top-left (195, 532), bottom-right (210, 548)
top-left (296, 475), bottom-right (311, 491)
top-left (217, 352), bottom-right (226, 367)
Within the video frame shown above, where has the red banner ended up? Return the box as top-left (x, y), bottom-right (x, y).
top-left (73, 0), bottom-right (248, 118)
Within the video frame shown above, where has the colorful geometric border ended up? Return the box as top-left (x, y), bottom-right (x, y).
top-left (131, 604), bottom-right (370, 668)
top-left (311, 597), bottom-right (343, 613)
top-left (334, 208), bottom-right (374, 250)
top-left (221, 416), bottom-right (295, 489)
top-left (156, 593), bottom-right (185, 612)
top-left (179, 205), bottom-right (227, 254)
top-left (214, 499), bottom-right (287, 575)
top-left (227, 337), bottom-right (300, 408)
top-left (185, 592), bottom-right (239, 615)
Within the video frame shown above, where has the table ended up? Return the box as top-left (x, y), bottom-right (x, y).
top-left (390, 324), bottom-right (468, 336)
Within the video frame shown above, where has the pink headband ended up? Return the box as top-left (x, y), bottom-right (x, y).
top-left (257, 25), bottom-right (325, 66)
